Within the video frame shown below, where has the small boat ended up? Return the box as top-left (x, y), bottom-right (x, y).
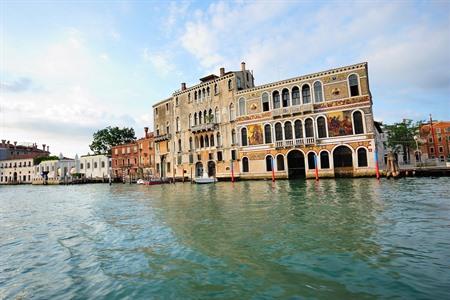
top-left (194, 172), bottom-right (218, 184)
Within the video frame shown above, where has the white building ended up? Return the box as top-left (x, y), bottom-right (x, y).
top-left (0, 158), bottom-right (34, 184)
top-left (33, 153), bottom-right (76, 183)
top-left (78, 154), bottom-right (111, 179)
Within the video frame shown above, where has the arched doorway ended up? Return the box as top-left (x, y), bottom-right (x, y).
top-left (13, 172), bottom-right (17, 183)
top-left (160, 155), bottom-right (166, 178)
top-left (333, 146), bottom-right (353, 177)
top-left (195, 162), bottom-right (204, 177)
top-left (207, 161), bottom-right (216, 177)
top-left (287, 150), bottom-right (305, 178)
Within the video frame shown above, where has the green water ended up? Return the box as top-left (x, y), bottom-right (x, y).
top-left (1, 178), bottom-right (449, 299)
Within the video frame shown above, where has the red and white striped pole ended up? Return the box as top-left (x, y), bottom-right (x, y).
top-left (374, 150), bottom-right (380, 180)
top-left (231, 160), bottom-right (235, 183)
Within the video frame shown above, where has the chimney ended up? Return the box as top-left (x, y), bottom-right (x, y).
top-left (144, 127), bottom-right (149, 138)
top-left (220, 67), bottom-right (225, 76)
top-left (14, 141), bottom-right (17, 149)
top-left (241, 62), bottom-right (246, 71)
top-left (47, 145), bottom-right (49, 152)
top-left (181, 82), bottom-right (186, 91)
top-left (42, 144), bottom-right (46, 151)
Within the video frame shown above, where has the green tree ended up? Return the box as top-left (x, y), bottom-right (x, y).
top-left (89, 126), bottom-right (136, 154)
top-left (385, 119), bottom-right (422, 163)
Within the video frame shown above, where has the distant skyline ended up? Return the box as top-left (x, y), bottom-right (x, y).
top-left (1, 0), bottom-right (449, 157)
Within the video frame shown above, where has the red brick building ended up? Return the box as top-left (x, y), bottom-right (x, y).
top-left (111, 128), bottom-right (155, 180)
top-left (419, 121), bottom-right (450, 161)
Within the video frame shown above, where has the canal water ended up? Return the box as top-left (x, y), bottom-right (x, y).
top-left (1, 178), bottom-right (449, 299)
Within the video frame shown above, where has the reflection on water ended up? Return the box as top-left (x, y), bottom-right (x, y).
top-left (1, 178), bottom-right (449, 299)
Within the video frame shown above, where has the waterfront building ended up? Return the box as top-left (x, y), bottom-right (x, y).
top-left (33, 153), bottom-right (76, 184)
top-left (154, 62), bottom-right (377, 179)
top-left (419, 121), bottom-right (450, 162)
top-left (78, 154), bottom-right (111, 180)
top-left (111, 128), bottom-right (155, 180)
top-left (0, 140), bottom-right (50, 160)
top-left (0, 157), bottom-right (34, 184)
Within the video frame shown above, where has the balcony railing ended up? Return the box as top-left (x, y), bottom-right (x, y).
top-left (275, 137), bottom-right (316, 148)
top-left (272, 103), bottom-right (314, 117)
top-left (191, 122), bottom-right (218, 133)
top-left (155, 133), bottom-right (171, 142)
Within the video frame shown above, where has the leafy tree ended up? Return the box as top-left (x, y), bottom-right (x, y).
top-left (385, 119), bottom-right (422, 163)
top-left (89, 126), bottom-right (136, 154)
top-left (34, 155), bottom-right (59, 165)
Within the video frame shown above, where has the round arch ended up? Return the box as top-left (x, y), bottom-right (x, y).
top-left (286, 149), bottom-right (306, 179)
top-left (332, 145), bottom-right (354, 177)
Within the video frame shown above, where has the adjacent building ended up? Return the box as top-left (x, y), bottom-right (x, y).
top-left (79, 154), bottom-right (111, 179)
top-left (419, 121), bottom-right (450, 162)
top-left (153, 62), bottom-right (378, 180)
top-left (111, 128), bottom-right (156, 180)
top-left (33, 154), bottom-right (77, 184)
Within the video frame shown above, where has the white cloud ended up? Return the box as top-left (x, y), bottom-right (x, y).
top-left (142, 48), bottom-right (177, 77)
top-left (99, 53), bottom-right (110, 62)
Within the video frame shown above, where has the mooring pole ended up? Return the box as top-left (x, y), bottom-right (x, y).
top-left (271, 156), bottom-right (275, 182)
top-left (231, 160), bottom-right (235, 183)
top-left (314, 154), bottom-right (319, 181)
top-left (374, 151), bottom-right (380, 180)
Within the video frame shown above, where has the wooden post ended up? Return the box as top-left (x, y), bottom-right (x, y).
top-left (271, 156), bottom-right (275, 182)
top-left (190, 167), bottom-right (193, 184)
top-left (231, 160), bottom-right (235, 183)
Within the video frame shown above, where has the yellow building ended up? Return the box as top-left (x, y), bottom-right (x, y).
top-left (153, 62), bottom-right (378, 180)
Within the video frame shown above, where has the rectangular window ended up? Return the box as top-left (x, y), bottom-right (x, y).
top-left (101, 161), bottom-right (105, 168)
top-left (189, 154), bottom-right (193, 164)
top-left (231, 150), bottom-right (236, 161)
top-left (115, 149), bottom-right (118, 155)
top-left (217, 151), bottom-right (223, 161)
top-left (439, 146), bottom-right (444, 153)
top-left (430, 147), bottom-right (434, 153)
top-left (80, 163), bottom-right (84, 170)
top-left (167, 162), bottom-right (171, 171)
top-left (209, 153), bottom-right (213, 160)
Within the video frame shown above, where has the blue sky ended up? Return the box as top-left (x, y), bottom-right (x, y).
top-left (1, 0), bottom-right (449, 157)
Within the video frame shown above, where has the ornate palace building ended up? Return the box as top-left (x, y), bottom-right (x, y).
top-left (153, 62), bottom-right (378, 180)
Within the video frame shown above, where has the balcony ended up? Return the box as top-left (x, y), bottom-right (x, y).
top-left (275, 137), bottom-right (316, 148)
top-left (154, 133), bottom-right (171, 142)
top-left (272, 103), bottom-right (314, 118)
top-left (191, 122), bottom-right (218, 133)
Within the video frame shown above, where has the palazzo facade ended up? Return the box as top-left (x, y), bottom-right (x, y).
top-left (153, 62), bottom-right (378, 180)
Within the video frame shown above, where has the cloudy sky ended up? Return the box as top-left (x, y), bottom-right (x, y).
top-left (1, 0), bottom-right (449, 157)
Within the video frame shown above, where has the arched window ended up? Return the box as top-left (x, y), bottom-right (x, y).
top-left (204, 110), bottom-right (207, 123)
top-left (214, 83), bottom-right (218, 94)
top-left (282, 88), bottom-right (290, 107)
top-left (194, 113), bottom-right (198, 125)
top-left (217, 132), bottom-right (221, 147)
top-left (176, 117), bottom-right (180, 132)
top-left (277, 154), bottom-right (285, 171)
top-left (188, 114), bottom-right (192, 128)
top-left (241, 128), bottom-right (248, 146)
top-left (302, 84), bottom-right (311, 104)
top-left (320, 151), bottom-right (330, 169)
top-left (189, 137), bottom-right (193, 150)
top-left (228, 79), bottom-right (232, 90)
top-left (188, 93), bottom-right (191, 102)
top-left (206, 86), bottom-right (210, 96)
top-left (205, 135), bottom-right (209, 147)
top-left (156, 125), bottom-right (160, 135)
top-left (317, 116), bottom-right (327, 138)
top-left (353, 111), bottom-right (364, 134)
top-left (200, 136), bottom-right (204, 148)
top-left (231, 129), bottom-right (236, 144)
top-left (308, 152), bottom-right (316, 170)
top-left (294, 120), bottom-right (303, 138)
top-left (199, 111), bottom-right (202, 124)
top-left (202, 88), bottom-right (206, 99)
top-left (238, 97), bottom-right (246, 116)
top-left (272, 91), bottom-right (280, 109)
top-left (195, 137), bottom-right (199, 149)
top-left (262, 93), bottom-right (270, 111)
top-left (275, 123), bottom-right (283, 141)
top-left (349, 74), bottom-right (359, 97)
top-left (357, 148), bottom-right (368, 167)
top-left (208, 109), bottom-right (213, 123)
top-left (229, 103), bottom-right (235, 121)
top-left (266, 156), bottom-right (273, 172)
top-left (210, 134), bottom-right (214, 147)
top-left (178, 139), bottom-right (182, 152)
top-left (284, 121), bottom-right (293, 140)
top-left (194, 91), bottom-right (197, 101)
top-left (264, 124), bottom-right (272, 143)
top-left (314, 81), bottom-right (323, 102)
top-left (214, 107), bottom-right (219, 123)
top-left (292, 86), bottom-right (300, 105)
top-left (305, 119), bottom-right (314, 137)
top-left (242, 157), bottom-right (249, 172)
top-left (166, 122), bottom-right (170, 134)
